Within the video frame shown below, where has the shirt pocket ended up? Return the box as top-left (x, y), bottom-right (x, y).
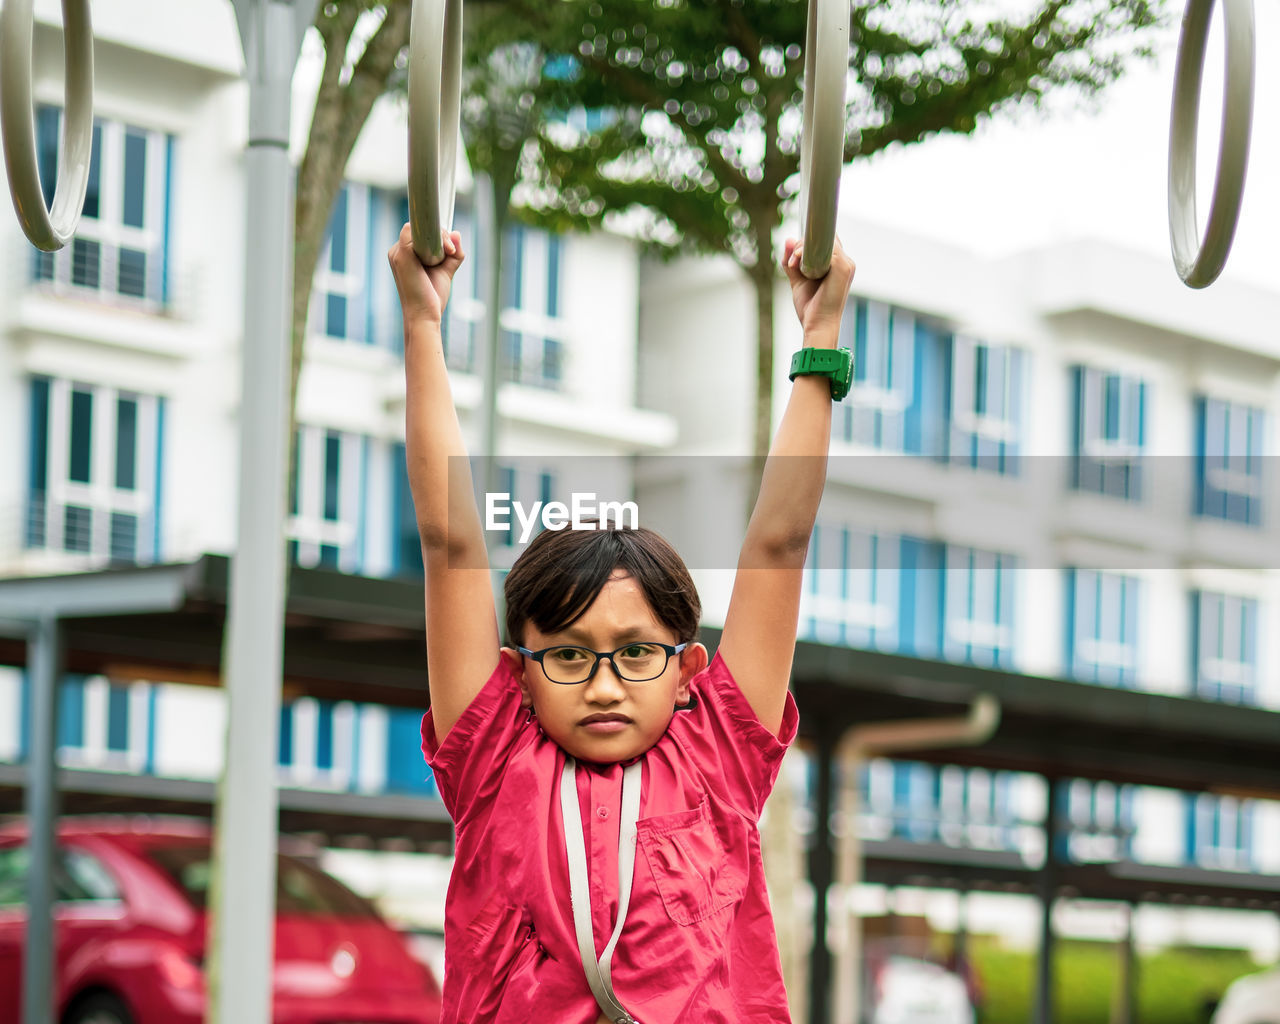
top-left (446, 896), bottom-right (545, 1021)
top-left (636, 795), bottom-right (748, 926)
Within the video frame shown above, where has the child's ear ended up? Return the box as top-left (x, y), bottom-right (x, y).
top-left (675, 642), bottom-right (708, 703)
top-left (500, 646), bottom-right (534, 708)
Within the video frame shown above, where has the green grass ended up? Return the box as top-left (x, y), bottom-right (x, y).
top-left (956, 937), bottom-right (1261, 1024)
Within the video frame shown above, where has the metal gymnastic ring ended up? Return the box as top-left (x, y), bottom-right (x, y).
top-left (797, 0), bottom-right (848, 280)
top-left (407, 0), bottom-right (462, 268)
top-left (1168, 0), bottom-right (1255, 289)
top-left (0, 0), bottom-right (94, 252)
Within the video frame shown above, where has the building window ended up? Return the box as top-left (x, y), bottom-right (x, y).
top-left (863, 761), bottom-right (1021, 852)
top-left (801, 526), bottom-right (899, 651)
top-left (311, 183), bottom-right (370, 343)
top-left (288, 428), bottom-right (365, 572)
top-left (278, 698), bottom-right (357, 790)
top-left (500, 224), bottom-right (565, 389)
top-left (834, 299), bottom-right (915, 450)
top-left (1186, 793), bottom-right (1253, 871)
top-left (1191, 591), bottom-right (1258, 704)
top-left (944, 547), bottom-right (1016, 668)
top-left (391, 442), bottom-right (423, 580)
top-left (31, 108), bottom-right (171, 306)
top-left (1062, 779), bottom-right (1135, 863)
top-left (56, 675), bottom-right (151, 773)
top-left (1195, 397), bottom-right (1263, 526)
top-left (951, 337), bottom-right (1022, 474)
top-left (1071, 366), bottom-right (1146, 501)
top-left (27, 377), bottom-right (163, 565)
top-left (1066, 569), bottom-right (1140, 686)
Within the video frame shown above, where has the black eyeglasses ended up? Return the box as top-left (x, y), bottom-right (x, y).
top-left (517, 642), bottom-right (687, 685)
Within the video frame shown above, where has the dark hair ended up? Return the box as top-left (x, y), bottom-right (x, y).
top-left (503, 522), bottom-right (701, 648)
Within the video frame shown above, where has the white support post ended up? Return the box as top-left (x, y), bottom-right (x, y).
top-left (207, 4), bottom-right (316, 1024)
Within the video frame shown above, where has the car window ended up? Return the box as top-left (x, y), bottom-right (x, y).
top-left (0, 845), bottom-right (121, 906)
top-left (0, 846), bottom-right (27, 908)
top-left (147, 843), bottom-right (378, 919)
top-left (60, 849), bottom-right (121, 902)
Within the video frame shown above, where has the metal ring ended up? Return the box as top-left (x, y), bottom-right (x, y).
top-left (797, 0), bottom-right (848, 280)
top-left (0, 0), bottom-right (94, 252)
top-left (1168, 0), bottom-right (1255, 289)
top-left (407, 0), bottom-right (462, 268)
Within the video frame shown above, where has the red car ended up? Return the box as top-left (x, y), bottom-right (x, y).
top-left (0, 817), bottom-right (442, 1024)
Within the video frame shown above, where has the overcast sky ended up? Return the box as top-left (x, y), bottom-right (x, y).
top-left (839, 6), bottom-right (1279, 292)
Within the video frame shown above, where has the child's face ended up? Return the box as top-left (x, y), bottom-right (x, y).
top-left (509, 569), bottom-right (708, 764)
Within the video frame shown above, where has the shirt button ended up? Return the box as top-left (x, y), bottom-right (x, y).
top-left (596, 807), bottom-right (609, 820)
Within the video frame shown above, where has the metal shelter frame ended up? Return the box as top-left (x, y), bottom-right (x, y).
top-left (3, 556), bottom-right (1280, 1024)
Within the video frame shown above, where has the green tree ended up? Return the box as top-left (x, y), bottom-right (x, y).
top-left (481, 0), bottom-right (1165, 458)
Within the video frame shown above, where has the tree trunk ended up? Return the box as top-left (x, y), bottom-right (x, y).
top-left (287, 1), bottom-right (412, 506)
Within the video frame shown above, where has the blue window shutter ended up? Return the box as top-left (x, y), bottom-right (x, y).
top-left (58, 677), bottom-right (86, 749)
top-left (1123, 577), bottom-right (1140, 686)
top-left (278, 704), bottom-right (294, 766)
top-left (36, 106), bottom-right (59, 205)
top-left (1136, 380), bottom-right (1147, 449)
top-left (1193, 397), bottom-right (1207, 516)
top-left (547, 235), bottom-right (562, 318)
top-left (315, 701), bottom-right (334, 770)
top-left (900, 538), bottom-right (943, 657)
top-left (69, 388), bottom-right (94, 484)
top-left (153, 397), bottom-right (166, 561)
top-left (145, 685), bottom-right (158, 775)
top-left (1063, 570), bottom-right (1078, 679)
top-left (106, 685), bottom-right (130, 752)
top-left (161, 135), bottom-right (175, 305)
top-left (28, 377), bottom-right (50, 548)
top-left (1069, 367), bottom-right (1084, 488)
top-left (1189, 591), bottom-right (1202, 690)
top-left (386, 707), bottom-right (437, 795)
top-left (18, 673), bottom-right (30, 760)
top-left (1006, 348), bottom-right (1024, 474)
top-left (852, 301), bottom-right (868, 382)
top-left (364, 189), bottom-right (378, 345)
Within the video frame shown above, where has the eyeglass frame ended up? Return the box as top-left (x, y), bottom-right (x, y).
top-left (517, 641), bottom-right (688, 685)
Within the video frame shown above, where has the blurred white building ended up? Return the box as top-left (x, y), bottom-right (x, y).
top-left (0, 0), bottom-right (1278, 960)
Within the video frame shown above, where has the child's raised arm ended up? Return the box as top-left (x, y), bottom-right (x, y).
top-left (388, 225), bottom-right (500, 745)
top-left (717, 237), bottom-right (855, 736)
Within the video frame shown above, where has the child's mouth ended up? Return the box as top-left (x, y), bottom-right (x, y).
top-left (580, 714), bottom-right (632, 733)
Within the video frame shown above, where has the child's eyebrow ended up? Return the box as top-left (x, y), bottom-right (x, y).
top-left (556, 625), bottom-right (659, 646)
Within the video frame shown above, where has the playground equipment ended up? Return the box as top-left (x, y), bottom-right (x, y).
top-left (402, 0), bottom-right (847, 277)
top-left (1, 1), bottom-right (1265, 288)
top-left (1167, 0), bottom-right (1255, 288)
top-left (798, 0), bottom-right (848, 279)
top-left (0, 0), bottom-right (93, 252)
top-left (407, 0), bottom-right (462, 268)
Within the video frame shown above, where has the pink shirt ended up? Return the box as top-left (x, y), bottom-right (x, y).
top-left (421, 649), bottom-right (799, 1023)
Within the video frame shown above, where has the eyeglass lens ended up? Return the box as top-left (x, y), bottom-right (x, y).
top-left (543, 644), bottom-right (669, 683)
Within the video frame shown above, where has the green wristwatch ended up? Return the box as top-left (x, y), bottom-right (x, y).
top-left (788, 346), bottom-right (853, 401)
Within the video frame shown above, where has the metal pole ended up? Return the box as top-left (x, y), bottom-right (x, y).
top-left (475, 171), bottom-right (505, 624)
top-left (22, 614), bottom-right (60, 1024)
top-left (209, 5), bottom-right (315, 1024)
top-left (1035, 778), bottom-right (1061, 1024)
top-left (808, 727), bottom-right (836, 1024)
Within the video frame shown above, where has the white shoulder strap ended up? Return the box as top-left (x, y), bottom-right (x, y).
top-left (560, 756), bottom-right (643, 1024)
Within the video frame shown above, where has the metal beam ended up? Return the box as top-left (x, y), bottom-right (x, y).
top-left (0, 562), bottom-right (193, 620)
top-left (22, 616), bottom-right (60, 1024)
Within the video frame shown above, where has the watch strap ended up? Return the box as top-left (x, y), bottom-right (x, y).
top-left (788, 346), bottom-right (853, 401)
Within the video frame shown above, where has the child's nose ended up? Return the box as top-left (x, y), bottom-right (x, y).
top-left (587, 657), bottom-right (627, 699)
